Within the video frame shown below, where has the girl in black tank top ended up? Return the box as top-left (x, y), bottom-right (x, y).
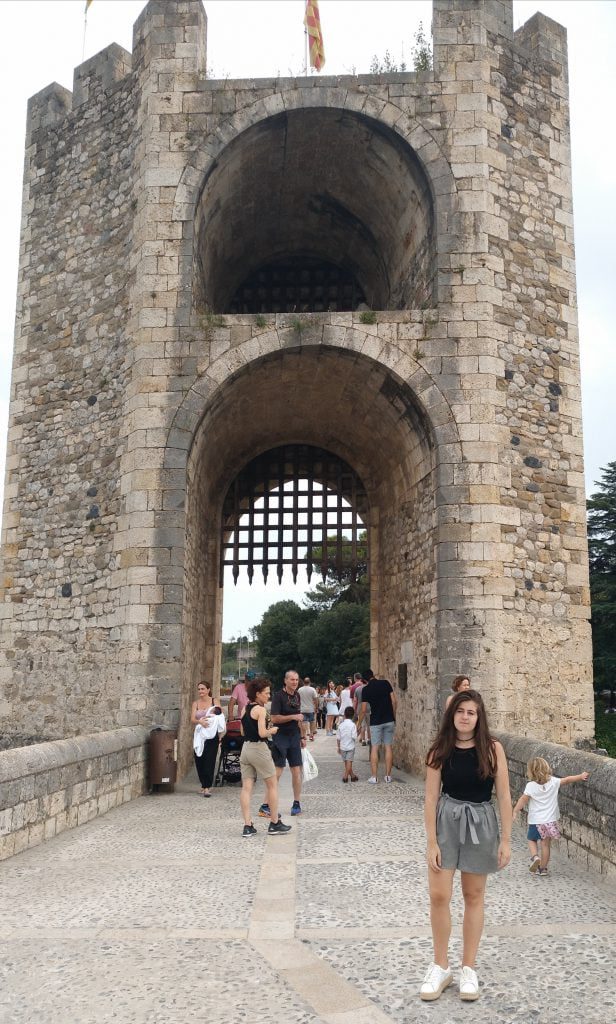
top-left (420, 690), bottom-right (512, 1005)
top-left (242, 703), bottom-right (268, 742)
top-left (441, 747), bottom-right (494, 803)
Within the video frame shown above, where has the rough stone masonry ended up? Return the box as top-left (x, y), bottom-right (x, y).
top-left (0, 0), bottom-right (594, 774)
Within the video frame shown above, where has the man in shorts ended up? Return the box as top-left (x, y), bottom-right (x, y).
top-left (357, 668), bottom-right (397, 784)
top-left (298, 676), bottom-right (318, 741)
top-left (258, 669), bottom-right (306, 817)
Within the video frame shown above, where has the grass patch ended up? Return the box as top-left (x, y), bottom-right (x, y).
top-left (594, 700), bottom-right (616, 757)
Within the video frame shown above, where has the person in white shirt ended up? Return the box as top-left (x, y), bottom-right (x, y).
top-left (336, 707), bottom-right (358, 782)
top-left (297, 678), bottom-right (319, 741)
top-left (513, 756), bottom-right (589, 875)
top-left (339, 682), bottom-right (354, 717)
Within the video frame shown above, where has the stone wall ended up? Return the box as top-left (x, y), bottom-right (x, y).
top-left (0, 44), bottom-right (136, 738)
top-left (500, 734), bottom-right (616, 879)
top-left (0, 727), bottom-right (147, 861)
top-left (0, 1), bottom-right (594, 775)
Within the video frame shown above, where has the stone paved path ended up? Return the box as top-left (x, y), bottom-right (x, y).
top-left (1, 733), bottom-right (616, 1024)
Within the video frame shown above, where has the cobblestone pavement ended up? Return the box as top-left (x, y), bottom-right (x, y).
top-left (1, 733), bottom-right (615, 1024)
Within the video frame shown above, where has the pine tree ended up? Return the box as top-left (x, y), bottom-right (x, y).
top-left (587, 462), bottom-right (616, 703)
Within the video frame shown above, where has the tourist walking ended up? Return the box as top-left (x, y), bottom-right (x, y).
top-left (191, 681), bottom-right (225, 797)
top-left (316, 687), bottom-right (327, 730)
top-left (339, 679), bottom-right (354, 718)
top-left (513, 757), bottom-right (589, 875)
top-left (336, 707), bottom-right (358, 782)
top-left (298, 676), bottom-right (319, 741)
top-left (325, 680), bottom-right (339, 735)
top-left (420, 689), bottom-right (512, 1003)
top-left (228, 674), bottom-right (250, 721)
top-left (445, 674), bottom-right (471, 709)
top-left (239, 677), bottom-right (291, 837)
top-left (352, 673), bottom-right (369, 744)
top-left (259, 669), bottom-right (305, 818)
top-left (357, 669), bottom-right (396, 783)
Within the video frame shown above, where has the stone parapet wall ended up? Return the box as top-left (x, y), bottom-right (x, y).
top-left (499, 733), bottom-right (616, 879)
top-left (0, 727), bottom-right (147, 862)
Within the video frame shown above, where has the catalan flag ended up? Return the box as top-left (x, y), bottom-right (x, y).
top-left (304, 1), bottom-right (325, 72)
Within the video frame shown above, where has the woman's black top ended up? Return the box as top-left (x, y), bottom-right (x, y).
top-left (441, 746), bottom-right (494, 802)
top-left (242, 703), bottom-right (265, 742)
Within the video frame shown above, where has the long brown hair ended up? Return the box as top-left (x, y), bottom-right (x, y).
top-left (426, 690), bottom-right (497, 780)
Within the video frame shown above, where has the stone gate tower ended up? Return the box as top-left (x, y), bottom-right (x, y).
top-left (0, 0), bottom-right (594, 770)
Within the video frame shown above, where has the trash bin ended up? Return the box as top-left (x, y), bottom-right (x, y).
top-left (148, 728), bottom-right (178, 792)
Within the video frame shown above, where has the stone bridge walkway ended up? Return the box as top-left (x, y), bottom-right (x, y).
top-left (1, 734), bottom-right (615, 1024)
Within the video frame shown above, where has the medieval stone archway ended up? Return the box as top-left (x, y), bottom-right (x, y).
top-left (175, 338), bottom-right (456, 774)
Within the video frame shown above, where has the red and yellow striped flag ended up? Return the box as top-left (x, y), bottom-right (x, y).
top-left (304, 1), bottom-right (325, 72)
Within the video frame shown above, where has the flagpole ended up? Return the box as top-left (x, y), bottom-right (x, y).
top-left (82, 7), bottom-right (88, 62)
top-left (304, 26), bottom-right (308, 77)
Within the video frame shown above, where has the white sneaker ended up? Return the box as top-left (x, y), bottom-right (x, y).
top-left (419, 963), bottom-right (452, 1001)
top-left (384, 775), bottom-right (392, 783)
top-left (459, 965), bottom-right (479, 1001)
top-left (367, 776), bottom-right (378, 784)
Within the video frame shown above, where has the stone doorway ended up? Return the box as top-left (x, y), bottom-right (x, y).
top-left (177, 342), bottom-right (438, 775)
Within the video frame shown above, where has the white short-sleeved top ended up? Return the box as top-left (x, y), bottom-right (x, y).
top-left (524, 776), bottom-right (561, 823)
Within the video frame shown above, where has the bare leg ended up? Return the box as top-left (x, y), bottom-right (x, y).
top-left (370, 743), bottom-right (380, 778)
top-left (460, 872), bottom-right (488, 968)
top-left (240, 777), bottom-right (255, 825)
top-left (264, 774), bottom-right (279, 823)
top-left (528, 839), bottom-right (539, 858)
top-left (290, 765), bottom-right (302, 801)
top-left (384, 744), bottom-right (393, 775)
top-left (540, 837), bottom-right (551, 869)
top-left (428, 867), bottom-right (455, 968)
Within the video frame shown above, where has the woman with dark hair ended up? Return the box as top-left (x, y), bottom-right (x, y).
top-left (325, 680), bottom-right (339, 735)
top-left (239, 678), bottom-right (291, 837)
top-left (191, 681), bottom-right (225, 797)
top-left (419, 690), bottom-right (512, 1004)
top-left (445, 674), bottom-right (471, 709)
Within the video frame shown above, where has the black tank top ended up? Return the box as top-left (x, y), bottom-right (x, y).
top-left (441, 746), bottom-right (494, 803)
top-left (242, 703), bottom-right (266, 742)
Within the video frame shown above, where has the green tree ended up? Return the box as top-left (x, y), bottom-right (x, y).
top-left (254, 600), bottom-right (316, 687)
top-left (587, 462), bottom-right (616, 700)
top-left (307, 530), bottom-right (368, 590)
top-left (370, 21), bottom-right (432, 75)
top-left (298, 603), bottom-right (370, 682)
top-left (411, 21), bottom-right (432, 72)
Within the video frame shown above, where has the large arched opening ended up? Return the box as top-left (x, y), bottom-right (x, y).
top-left (178, 343), bottom-right (439, 774)
top-left (193, 107), bottom-right (437, 314)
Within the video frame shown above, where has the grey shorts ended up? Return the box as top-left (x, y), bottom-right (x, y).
top-left (370, 721), bottom-right (395, 746)
top-left (436, 794), bottom-right (500, 874)
top-left (339, 745), bottom-right (355, 761)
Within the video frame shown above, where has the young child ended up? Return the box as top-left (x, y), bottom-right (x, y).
top-left (513, 757), bottom-right (589, 875)
top-left (336, 706), bottom-right (358, 782)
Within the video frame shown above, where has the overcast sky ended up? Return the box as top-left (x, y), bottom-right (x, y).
top-left (0, 0), bottom-right (614, 640)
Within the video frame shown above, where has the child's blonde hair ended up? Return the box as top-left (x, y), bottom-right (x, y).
top-left (527, 757), bottom-right (551, 784)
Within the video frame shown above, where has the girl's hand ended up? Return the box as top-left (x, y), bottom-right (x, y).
top-left (497, 840), bottom-right (511, 869)
top-left (269, 726), bottom-right (278, 736)
top-left (580, 771), bottom-right (590, 781)
top-left (427, 841), bottom-right (442, 872)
